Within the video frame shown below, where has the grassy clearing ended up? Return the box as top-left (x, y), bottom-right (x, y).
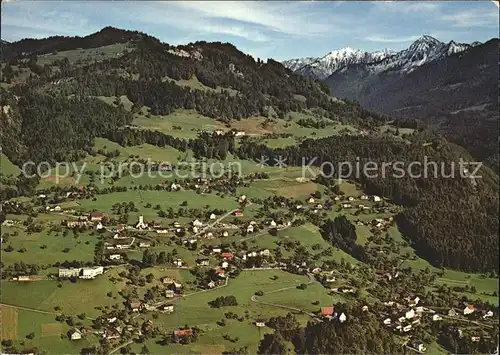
top-left (96, 95), bottom-right (134, 111)
top-left (133, 109), bottom-right (228, 139)
top-left (2, 230), bottom-right (97, 266)
top-left (260, 282), bottom-right (344, 311)
top-left (1, 153), bottom-right (20, 176)
top-left (436, 270), bottom-right (498, 305)
top-left (1, 274), bottom-right (124, 318)
top-left (162, 75), bottom-right (239, 96)
top-left (37, 42), bottom-right (133, 66)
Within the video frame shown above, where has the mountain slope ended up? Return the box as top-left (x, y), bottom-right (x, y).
top-left (0, 27), bottom-right (498, 273)
top-left (325, 38), bottom-right (499, 169)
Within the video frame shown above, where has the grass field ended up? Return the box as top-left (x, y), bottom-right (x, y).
top-left (1, 305), bottom-right (18, 340)
top-left (162, 75), bottom-right (239, 96)
top-left (2, 229), bottom-right (97, 266)
top-left (1, 274), bottom-right (125, 318)
top-left (436, 270), bottom-right (498, 305)
top-left (133, 109), bottom-right (228, 139)
top-left (37, 42), bottom-right (133, 66)
top-left (1, 153), bottom-right (20, 176)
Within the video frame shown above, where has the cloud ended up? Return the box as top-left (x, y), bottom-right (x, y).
top-left (373, 1), bottom-right (441, 13)
top-left (441, 8), bottom-right (499, 28)
top-left (363, 35), bottom-right (421, 43)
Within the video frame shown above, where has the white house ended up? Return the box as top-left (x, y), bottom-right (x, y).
top-left (269, 220), bottom-right (277, 228)
top-left (173, 259), bottom-right (183, 267)
top-left (212, 247), bottom-right (222, 253)
top-left (360, 195), bottom-right (369, 200)
top-left (362, 305), bottom-right (369, 312)
top-left (260, 249), bottom-right (270, 257)
top-left (210, 213), bottom-right (217, 220)
top-left (255, 320), bottom-right (266, 327)
top-left (96, 222), bottom-right (104, 230)
top-left (326, 275), bottom-right (336, 283)
top-left (80, 266), bottom-right (104, 279)
top-left (222, 231), bottom-right (229, 237)
top-left (192, 226), bottom-right (199, 234)
top-left (136, 216), bottom-right (148, 229)
top-left (463, 305), bottom-right (476, 315)
top-left (432, 314), bottom-right (443, 321)
top-left (109, 254), bottom-right (121, 260)
top-left (471, 336), bottom-right (481, 342)
top-left (70, 329), bottom-right (82, 340)
top-left (139, 242), bottom-right (151, 248)
top-left (448, 308), bottom-right (457, 317)
top-left (157, 229), bottom-right (168, 234)
top-left (107, 317), bottom-right (117, 324)
top-left (246, 225), bottom-right (254, 233)
top-left (162, 305), bottom-right (174, 313)
top-left (405, 309), bottom-right (415, 319)
top-left (339, 313), bottom-right (347, 323)
top-left (412, 342), bottom-right (426, 352)
top-left (54, 205), bottom-right (62, 212)
top-left (402, 325), bottom-right (412, 332)
top-left (483, 310), bottom-right (494, 319)
top-left (192, 219), bottom-right (203, 227)
top-left (383, 318), bottom-right (391, 325)
top-left (372, 195), bottom-right (381, 202)
top-left (409, 296), bottom-right (420, 306)
top-left (221, 261), bottom-right (229, 269)
top-left (347, 197), bottom-right (354, 202)
top-left (307, 197), bottom-right (315, 203)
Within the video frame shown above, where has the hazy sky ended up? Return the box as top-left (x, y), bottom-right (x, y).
top-left (2, 1), bottom-right (498, 60)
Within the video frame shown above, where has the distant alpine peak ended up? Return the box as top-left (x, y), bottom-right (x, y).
top-left (283, 46), bottom-right (395, 79)
top-left (283, 35), bottom-right (477, 79)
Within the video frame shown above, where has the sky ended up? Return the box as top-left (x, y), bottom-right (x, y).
top-left (1, 1), bottom-right (499, 61)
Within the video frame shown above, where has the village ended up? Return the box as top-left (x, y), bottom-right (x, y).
top-left (3, 173), bottom-right (497, 354)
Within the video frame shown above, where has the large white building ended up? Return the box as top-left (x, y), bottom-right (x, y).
top-left (59, 266), bottom-right (104, 279)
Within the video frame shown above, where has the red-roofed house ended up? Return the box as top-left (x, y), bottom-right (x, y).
top-left (222, 252), bottom-right (233, 260)
top-left (88, 212), bottom-right (105, 222)
top-left (320, 306), bottom-right (334, 318)
top-left (173, 329), bottom-right (193, 342)
top-left (233, 210), bottom-right (244, 217)
top-left (215, 269), bottom-right (226, 278)
top-left (464, 305), bottom-right (476, 315)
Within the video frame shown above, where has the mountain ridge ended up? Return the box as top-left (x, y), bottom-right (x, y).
top-left (283, 35), bottom-right (480, 79)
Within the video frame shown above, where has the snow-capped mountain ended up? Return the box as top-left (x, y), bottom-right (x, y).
top-left (284, 35), bottom-right (476, 79)
top-left (282, 47), bottom-right (395, 79)
top-left (357, 35), bottom-right (474, 74)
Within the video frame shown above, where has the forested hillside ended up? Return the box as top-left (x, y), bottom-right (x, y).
top-left (1, 27), bottom-right (498, 273)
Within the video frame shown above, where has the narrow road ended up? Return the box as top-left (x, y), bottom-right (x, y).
top-left (109, 340), bottom-right (134, 354)
top-left (0, 303), bottom-right (96, 320)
